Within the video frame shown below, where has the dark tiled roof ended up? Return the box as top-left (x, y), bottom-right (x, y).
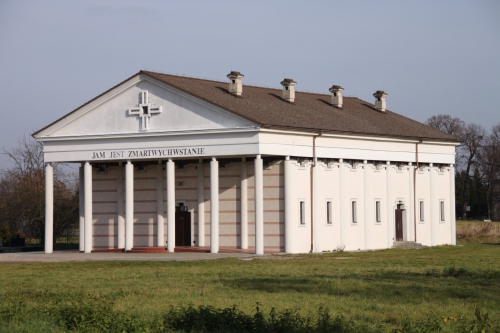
top-left (34, 70), bottom-right (460, 142)
top-left (143, 71), bottom-right (459, 142)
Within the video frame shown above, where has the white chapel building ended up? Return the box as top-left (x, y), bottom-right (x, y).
top-left (33, 70), bottom-right (460, 254)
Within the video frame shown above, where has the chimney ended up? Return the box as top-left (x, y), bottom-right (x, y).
top-left (227, 71), bottom-right (244, 96)
top-left (329, 85), bottom-right (344, 108)
top-left (373, 90), bottom-right (388, 112)
top-left (280, 78), bottom-right (297, 103)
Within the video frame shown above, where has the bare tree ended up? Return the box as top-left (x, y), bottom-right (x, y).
top-left (425, 115), bottom-right (465, 137)
top-left (478, 124), bottom-right (500, 220)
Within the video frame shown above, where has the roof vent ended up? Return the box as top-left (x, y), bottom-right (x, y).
top-left (329, 85), bottom-right (344, 108)
top-left (280, 78), bottom-right (296, 103)
top-left (373, 90), bottom-right (388, 112)
top-left (227, 71), bottom-right (244, 96)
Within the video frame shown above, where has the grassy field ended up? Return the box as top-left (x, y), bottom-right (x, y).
top-left (1, 221), bottom-right (500, 332)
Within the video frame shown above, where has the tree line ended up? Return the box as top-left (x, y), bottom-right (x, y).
top-left (0, 136), bottom-right (78, 246)
top-left (1, 115), bottom-right (499, 247)
top-left (426, 115), bottom-right (500, 221)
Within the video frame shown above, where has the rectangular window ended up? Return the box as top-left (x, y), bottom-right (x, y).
top-left (299, 201), bottom-right (306, 225)
top-left (419, 201), bottom-right (425, 222)
top-left (326, 201), bottom-right (332, 225)
top-left (440, 201), bottom-right (445, 222)
top-left (375, 201), bottom-right (381, 222)
top-left (351, 201), bottom-right (357, 224)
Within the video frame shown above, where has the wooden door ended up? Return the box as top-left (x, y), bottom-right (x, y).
top-left (395, 209), bottom-right (403, 241)
top-left (175, 211), bottom-right (191, 246)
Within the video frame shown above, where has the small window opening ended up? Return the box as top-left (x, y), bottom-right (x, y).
top-left (326, 201), bottom-right (332, 224)
top-left (285, 86), bottom-right (289, 90)
top-left (333, 92), bottom-right (337, 97)
top-left (440, 201), bottom-right (445, 222)
top-left (376, 201), bottom-right (381, 222)
top-left (232, 80), bottom-right (235, 84)
top-left (419, 201), bottom-right (425, 222)
top-left (352, 201), bottom-right (357, 223)
top-left (299, 201), bottom-right (306, 225)
top-left (142, 106), bottom-right (148, 115)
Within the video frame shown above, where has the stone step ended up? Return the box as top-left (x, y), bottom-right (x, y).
top-left (392, 241), bottom-right (427, 249)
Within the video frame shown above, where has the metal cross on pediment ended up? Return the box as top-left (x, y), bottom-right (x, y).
top-left (128, 90), bottom-right (162, 130)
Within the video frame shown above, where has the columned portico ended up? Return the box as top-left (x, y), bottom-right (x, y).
top-left (210, 157), bottom-right (219, 253)
top-left (125, 160), bottom-right (134, 251)
top-left (45, 163), bottom-right (54, 254)
top-left (166, 159), bottom-right (175, 252)
top-left (84, 161), bottom-right (92, 253)
top-left (254, 155), bottom-right (264, 255)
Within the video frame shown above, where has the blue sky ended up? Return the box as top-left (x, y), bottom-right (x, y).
top-left (0, 0), bottom-right (499, 169)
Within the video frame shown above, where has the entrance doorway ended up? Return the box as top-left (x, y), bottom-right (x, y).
top-left (395, 204), bottom-right (404, 241)
top-left (175, 204), bottom-right (191, 246)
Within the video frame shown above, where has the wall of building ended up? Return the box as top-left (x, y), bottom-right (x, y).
top-left (91, 159), bottom-right (285, 253)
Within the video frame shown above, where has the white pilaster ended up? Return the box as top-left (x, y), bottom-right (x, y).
top-left (240, 157), bottom-right (248, 249)
top-left (450, 164), bottom-right (456, 245)
top-left (78, 165), bottom-right (84, 252)
top-left (408, 163), bottom-right (415, 241)
top-left (197, 159), bottom-right (205, 247)
top-left (157, 162), bottom-right (165, 247)
top-left (313, 159), bottom-right (321, 253)
top-left (430, 164), bottom-right (436, 246)
top-left (339, 159), bottom-right (346, 247)
top-left (386, 161), bottom-right (393, 248)
top-left (84, 161), bottom-right (93, 253)
top-left (284, 156), bottom-right (293, 253)
top-left (254, 155), bottom-right (264, 255)
top-left (125, 160), bottom-right (134, 251)
top-left (167, 159), bottom-right (176, 252)
top-left (210, 157), bottom-right (219, 253)
top-left (117, 162), bottom-right (125, 249)
top-left (45, 163), bottom-right (54, 254)
top-left (363, 160), bottom-right (370, 250)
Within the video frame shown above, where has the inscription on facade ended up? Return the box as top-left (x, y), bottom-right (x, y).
top-left (92, 148), bottom-right (205, 160)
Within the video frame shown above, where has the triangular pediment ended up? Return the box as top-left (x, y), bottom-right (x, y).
top-left (36, 75), bottom-right (256, 138)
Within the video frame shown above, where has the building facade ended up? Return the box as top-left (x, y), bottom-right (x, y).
top-left (33, 70), bottom-right (460, 254)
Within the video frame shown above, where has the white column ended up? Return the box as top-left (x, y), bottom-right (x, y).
top-left (167, 159), bottom-right (176, 252)
top-left (117, 162), bottom-right (125, 249)
top-left (339, 159), bottom-right (346, 247)
top-left (125, 160), bottom-right (134, 251)
top-left (240, 157), bottom-right (248, 249)
top-left (363, 160), bottom-right (370, 250)
top-left (157, 161), bottom-right (165, 247)
top-left (45, 163), bottom-right (54, 254)
top-left (284, 156), bottom-right (294, 253)
top-left (197, 159), bottom-right (205, 247)
top-left (430, 164), bottom-right (436, 246)
top-left (210, 157), bottom-right (219, 253)
top-left (313, 159), bottom-right (321, 253)
top-left (386, 161), bottom-right (393, 248)
top-left (254, 155), bottom-right (264, 255)
top-left (78, 165), bottom-right (84, 252)
top-left (84, 161), bottom-right (93, 253)
top-left (408, 163), bottom-right (415, 241)
top-left (450, 164), bottom-right (456, 245)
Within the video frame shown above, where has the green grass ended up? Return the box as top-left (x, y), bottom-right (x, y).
top-left (1, 243), bottom-right (500, 332)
